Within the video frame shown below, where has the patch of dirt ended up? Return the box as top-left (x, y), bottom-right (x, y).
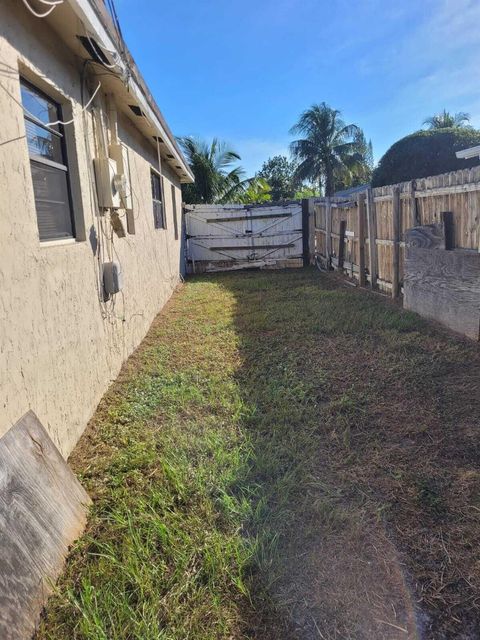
top-left (278, 517), bottom-right (421, 640)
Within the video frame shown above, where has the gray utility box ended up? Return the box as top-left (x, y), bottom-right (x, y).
top-left (103, 261), bottom-right (123, 295)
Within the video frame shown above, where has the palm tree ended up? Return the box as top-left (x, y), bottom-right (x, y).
top-left (289, 103), bottom-right (366, 196)
top-left (423, 110), bottom-right (471, 129)
top-left (236, 178), bottom-right (272, 204)
top-left (335, 130), bottom-right (374, 191)
top-left (179, 137), bottom-right (252, 204)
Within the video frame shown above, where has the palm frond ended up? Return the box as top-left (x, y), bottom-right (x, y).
top-left (423, 109), bottom-right (471, 129)
top-left (178, 136), bottom-right (247, 204)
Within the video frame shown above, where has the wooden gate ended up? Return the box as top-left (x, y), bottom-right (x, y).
top-left (185, 202), bottom-right (305, 273)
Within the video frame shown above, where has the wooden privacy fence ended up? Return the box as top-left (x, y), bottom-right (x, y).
top-left (314, 166), bottom-right (480, 297)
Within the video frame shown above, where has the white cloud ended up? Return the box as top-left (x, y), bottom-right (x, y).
top-left (350, 0), bottom-right (480, 152)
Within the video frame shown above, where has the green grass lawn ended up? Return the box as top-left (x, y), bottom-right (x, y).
top-left (37, 268), bottom-right (480, 640)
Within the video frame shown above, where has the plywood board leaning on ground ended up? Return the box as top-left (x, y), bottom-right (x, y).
top-left (0, 411), bottom-right (91, 640)
top-left (404, 244), bottom-right (480, 340)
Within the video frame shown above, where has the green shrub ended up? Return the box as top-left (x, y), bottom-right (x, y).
top-left (372, 128), bottom-right (480, 187)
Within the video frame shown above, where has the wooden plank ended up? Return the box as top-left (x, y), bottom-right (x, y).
top-left (332, 257), bottom-right (359, 273)
top-left (326, 197), bottom-right (332, 265)
top-left (192, 257), bottom-right (303, 273)
top-left (414, 182), bottom-right (480, 197)
top-left (330, 200), bottom-right (357, 209)
top-left (366, 187), bottom-right (378, 289)
top-left (206, 212), bottom-right (292, 223)
top-left (209, 243), bottom-right (295, 251)
top-left (404, 248), bottom-right (480, 340)
top-left (374, 182), bottom-right (480, 203)
top-left (357, 192), bottom-right (366, 286)
top-left (376, 239), bottom-right (406, 247)
top-left (373, 194), bottom-right (394, 203)
top-left (308, 198), bottom-right (316, 265)
top-left (405, 222), bottom-right (446, 250)
top-left (338, 220), bottom-right (346, 270)
top-left (377, 278), bottom-right (393, 291)
top-left (409, 180), bottom-right (420, 226)
top-left (0, 412), bottom-right (90, 640)
top-left (392, 186), bottom-right (401, 298)
top-left (344, 259), bottom-right (359, 273)
top-left (405, 214), bottom-right (454, 251)
top-left (302, 198), bottom-right (310, 267)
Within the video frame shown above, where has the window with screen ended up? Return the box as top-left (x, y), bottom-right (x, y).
top-left (151, 169), bottom-right (165, 229)
top-left (20, 79), bottom-right (75, 241)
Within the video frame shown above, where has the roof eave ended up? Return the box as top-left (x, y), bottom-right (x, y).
top-left (68, 0), bottom-right (194, 183)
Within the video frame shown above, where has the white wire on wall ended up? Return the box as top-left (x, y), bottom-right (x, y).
top-left (21, 0), bottom-right (63, 19)
top-left (1, 79), bottom-right (102, 139)
top-left (46, 81), bottom-right (101, 127)
top-left (81, 76), bottom-right (117, 321)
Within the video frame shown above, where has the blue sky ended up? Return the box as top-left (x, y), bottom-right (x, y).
top-left (115, 0), bottom-right (480, 176)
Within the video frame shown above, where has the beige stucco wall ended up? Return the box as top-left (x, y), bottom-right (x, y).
top-left (0, 1), bottom-right (184, 457)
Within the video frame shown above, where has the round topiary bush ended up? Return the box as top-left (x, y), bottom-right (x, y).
top-left (372, 128), bottom-right (480, 187)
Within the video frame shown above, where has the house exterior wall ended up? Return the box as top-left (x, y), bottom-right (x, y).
top-left (0, 0), bottom-right (185, 457)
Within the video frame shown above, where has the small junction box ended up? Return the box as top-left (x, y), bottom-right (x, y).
top-left (103, 261), bottom-right (123, 295)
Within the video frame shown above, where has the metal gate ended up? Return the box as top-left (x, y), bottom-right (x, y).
top-left (185, 202), bottom-right (305, 273)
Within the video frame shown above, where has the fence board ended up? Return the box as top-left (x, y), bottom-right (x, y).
top-left (358, 193), bottom-right (366, 286)
top-left (366, 187), bottom-right (378, 288)
top-left (392, 187), bottom-right (401, 298)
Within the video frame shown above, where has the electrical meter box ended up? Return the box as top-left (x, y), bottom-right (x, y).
top-left (93, 157), bottom-right (121, 208)
top-left (109, 143), bottom-right (133, 210)
top-left (103, 261), bottom-right (123, 295)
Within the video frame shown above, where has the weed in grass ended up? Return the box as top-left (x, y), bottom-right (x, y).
top-left (415, 478), bottom-right (446, 517)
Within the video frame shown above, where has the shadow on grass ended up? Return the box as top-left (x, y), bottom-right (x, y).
top-left (36, 267), bottom-right (480, 640)
top-left (219, 268), bottom-right (480, 640)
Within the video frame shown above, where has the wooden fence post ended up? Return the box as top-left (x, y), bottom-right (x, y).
top-left (366, 187), bottom-right (378, 289)
top-left (409, 180), bottom-right (419, 227)
top-left (326, 197), bottom-right (332, 267)
top-left (392, 186), bottom-right (401, 298)
top-left (338, 220), bottom-right (346, 270)
top-left (357, 192), bottom-right (366, 286)
top-left (302, 199), bottom-right (310, 267)
top-left (308, 198), bottom-right (316, 264)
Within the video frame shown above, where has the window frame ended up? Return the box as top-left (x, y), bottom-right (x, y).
top-left (151, 167), bottom-right (166, 230)
top-left (171, 183), bottom-right (179, 240)
top-left (20, 77), bottom-right (76, 241)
